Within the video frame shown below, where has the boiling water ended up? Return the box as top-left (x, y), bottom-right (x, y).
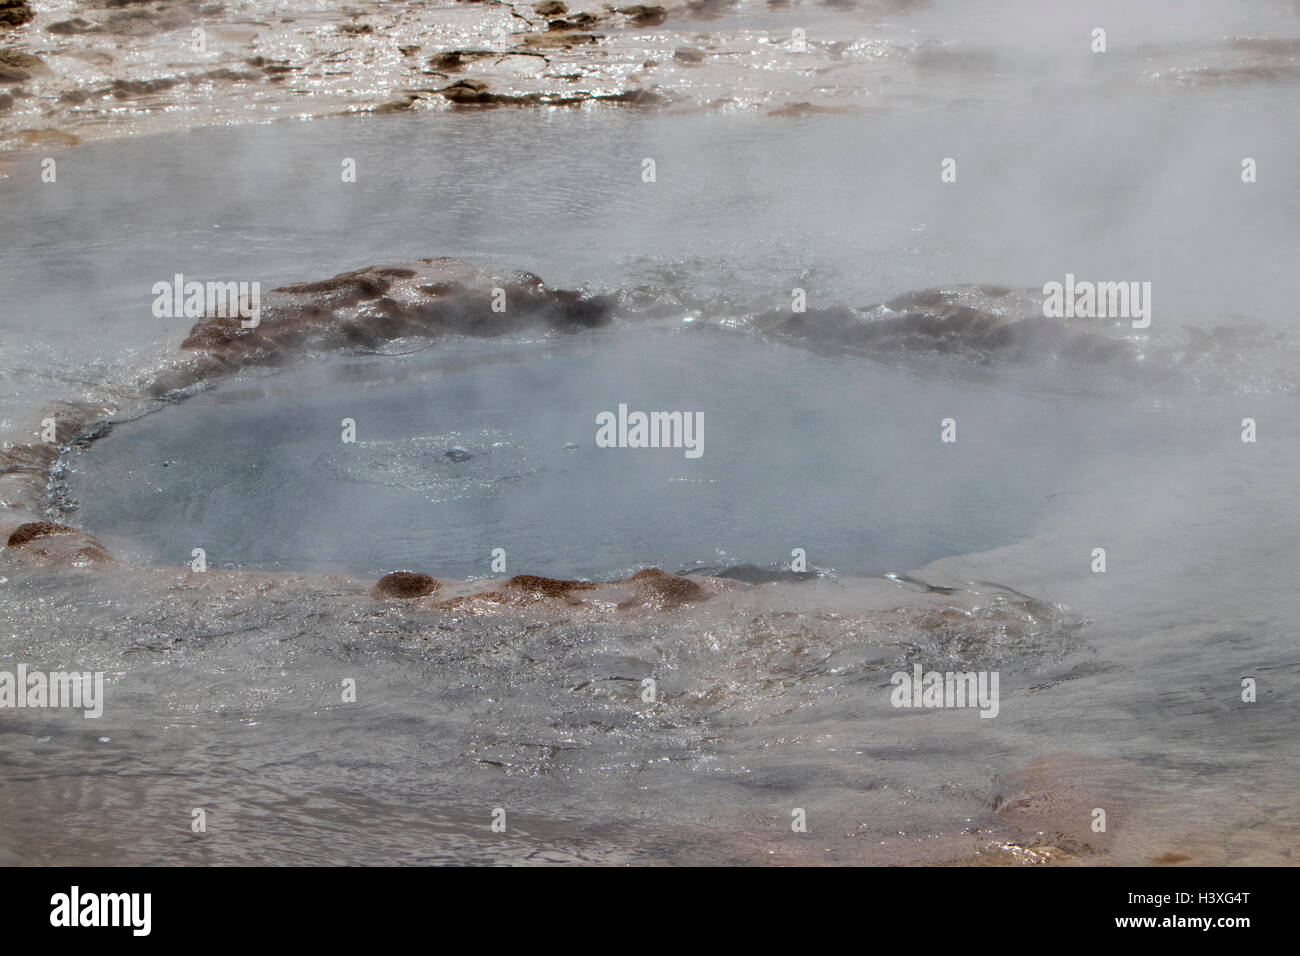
top-left (66, 327), bottom-right (1196, 580)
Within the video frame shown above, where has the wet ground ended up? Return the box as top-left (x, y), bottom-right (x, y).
top-left (2, 2), bottom-right (1299, 865)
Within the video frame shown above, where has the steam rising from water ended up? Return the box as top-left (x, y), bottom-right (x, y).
top-left (3, 0), bottom-right (1300, 865)
top-left (64, 326), bottom-right (1240, 579)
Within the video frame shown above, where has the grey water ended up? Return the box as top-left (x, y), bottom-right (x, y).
top-left (3, 88), bottom-right (1299, 432)
top-left (4, 10), bottom-right (1300, 863)
top-left (66, 327), bottom-right (1195, 580)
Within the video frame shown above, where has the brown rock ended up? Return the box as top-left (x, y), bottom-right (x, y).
top-left (506, 574), bottom-right (599, 597)
top-left (372, 94), bottom-right (421, 114)
top-left (47, 18), bottom-right (103, 35)
top-left (6, 521), bottom-right (116, 566)
top-left (372, 571), bottom-right (440, 599)
top-left (427, 51), bottom-right (490, 72)
top-left (7, 520), bottom-right (75, 548)
top-left (105, 77), bottom-right (179, 99)
top-left (621, 5), bottom-right (668, 26)
top-left (0, 1), bottom-right (33, 29)
top-left (0, 49), bottom-right (43, 82)
top-left (622, 567), bottom-right (708, 607)
top-left (202, 68), bottom-right (261, 83)
top-left (179, 259), bottom-right (614, 369)
top-left (425, 567), bottom-right (720, 615)
top-left (522, 31), bottom-right (600, 51)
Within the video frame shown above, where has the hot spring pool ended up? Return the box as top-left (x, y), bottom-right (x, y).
top-left (63, 325), bottom-right (1190, 580)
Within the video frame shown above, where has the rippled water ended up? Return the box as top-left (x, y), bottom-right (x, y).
top-left (64, 326), bottom-right (1194, 579)
top-left (4, 4), bottom-right (1300, 865)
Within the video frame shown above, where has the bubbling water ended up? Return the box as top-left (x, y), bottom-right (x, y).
top-left (64, 326), bottom-right (1191, 579)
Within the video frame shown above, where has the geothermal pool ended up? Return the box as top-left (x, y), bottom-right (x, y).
top-left (3, 21), bottom-right (1300, 865)
top-left (65, 326), bottom-right (1193, 579)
